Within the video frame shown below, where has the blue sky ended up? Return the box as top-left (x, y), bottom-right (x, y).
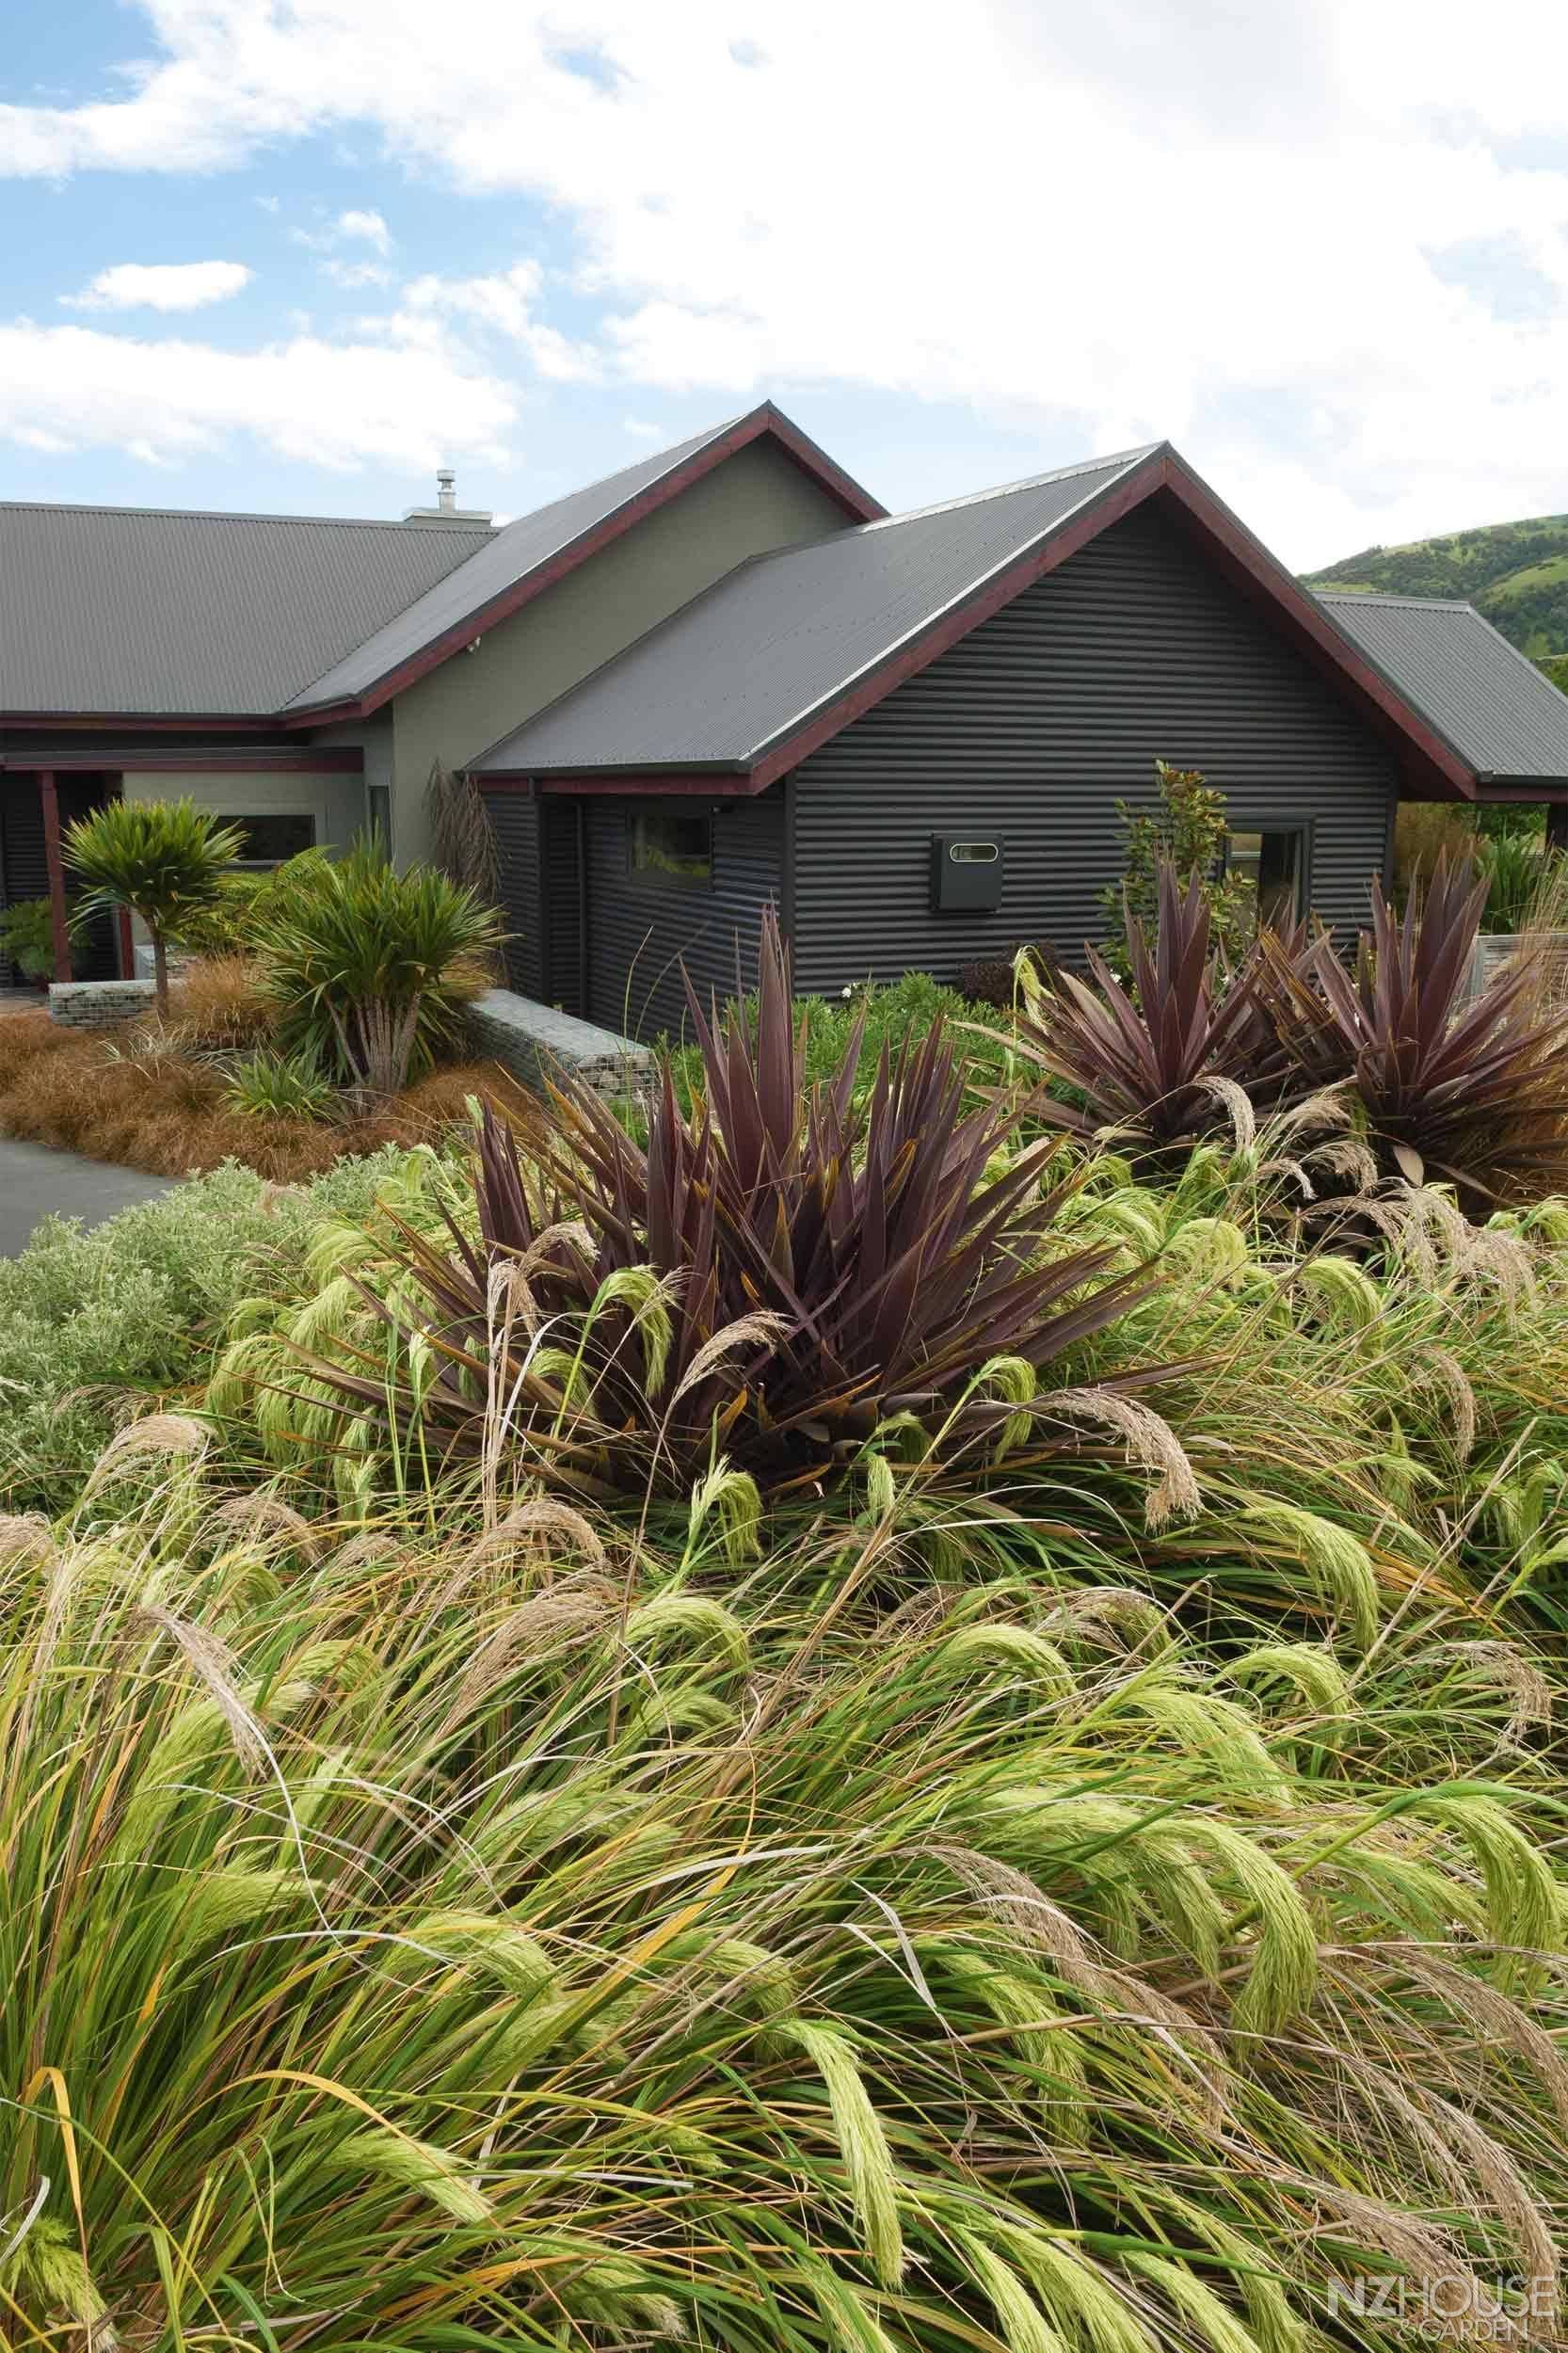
top-left (5, 1), bottom-right (1568, 568)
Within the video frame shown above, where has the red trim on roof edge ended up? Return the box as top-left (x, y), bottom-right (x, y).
top-left (2, 748), bottom-right (362, 776)
top-left (0, 712), bottom-right (280, 731)
top-left (283, 406), bottom-right (886, 730)
top-left (502, 451), bottom-right (1478, 804)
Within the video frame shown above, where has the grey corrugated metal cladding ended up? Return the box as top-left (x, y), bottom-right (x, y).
top-left (789, 504), bottom-right (1399, 993)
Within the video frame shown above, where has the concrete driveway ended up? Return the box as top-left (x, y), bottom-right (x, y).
top-left (0, 1138), bottom-right (175, 1257)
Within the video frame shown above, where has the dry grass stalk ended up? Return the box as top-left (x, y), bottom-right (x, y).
top-left (1032, 1387), bottom-right (1202, 1528)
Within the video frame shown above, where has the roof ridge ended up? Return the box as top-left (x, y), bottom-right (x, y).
top-left (488, 407), bottom-right (756, 531)
top-left (0, 497), bottom-right (494, 533)
top-left (1316, 587), bottom-right (1477, 612)
top-left (856, 442), bottom-right (1163, 534)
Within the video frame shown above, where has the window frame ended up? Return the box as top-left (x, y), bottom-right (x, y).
top-left (627, 806), bottom-right (715, 892)
top-left (1224, 818), bottom-right (1313, 928)
top-left (223, 810), bottom-right (319, 872)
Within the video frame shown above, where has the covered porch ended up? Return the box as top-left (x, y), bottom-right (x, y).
top-left (1, 770), bottom-right (134, 985)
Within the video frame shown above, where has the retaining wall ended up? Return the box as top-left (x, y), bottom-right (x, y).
top-left (468, 988), bottom-right (651, 1098)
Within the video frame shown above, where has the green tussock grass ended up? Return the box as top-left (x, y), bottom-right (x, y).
top-left (8, 1031), bottom-right (1568, 2348)
top-left (2, 1456), bottom-right (1566, 2351)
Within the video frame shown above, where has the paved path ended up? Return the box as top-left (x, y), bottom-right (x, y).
top-left (0, 1138), bottom-right (175, 1256)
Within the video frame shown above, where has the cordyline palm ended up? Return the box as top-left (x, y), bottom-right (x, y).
top-left (63, 797), bottom-right (247, 1014)
top-left (1267, 856), bottom-right (1568, 1208)
top-left (307, 909), bottom-right (1166, 1497)
top-left (254, 838), bottom-right (504, 1097)
top-left (1012, 864), bottom-right (1302, 1158)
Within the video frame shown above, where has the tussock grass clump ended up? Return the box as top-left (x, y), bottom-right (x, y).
top-left (3, 1449), bottom-right (1565, 2352)
top-left (0, 1004), bottom-right (511, 1179)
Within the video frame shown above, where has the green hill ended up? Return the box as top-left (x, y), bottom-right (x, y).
top-left (1305, 514), bottom-right (1568, 662)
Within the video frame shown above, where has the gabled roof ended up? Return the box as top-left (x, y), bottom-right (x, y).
top-left (282, 403), bottom-right (885, 723)
top-left (1, 402), bottom-right (882, 728)
top-left (472, 444), bottom-right (1478, 800)
top-left (0, 501), bottom-right (492, 719)
top-left (1316, 590), bottom-right (1568, 788)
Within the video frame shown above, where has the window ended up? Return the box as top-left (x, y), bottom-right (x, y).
top-left (1227, 825), bottom-right (1306, 928)
top-left (630, 808), bottom-right (712, 887)
top-left (228, 813), bottom-right (317, 870)
top-left (367, 785), bottom-right (393, 852)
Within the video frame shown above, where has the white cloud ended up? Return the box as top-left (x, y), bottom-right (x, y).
top-left (322, 256), bottom-right (392, 289)
top-left (9, 2), bottom-right (1568, 559)
top-left (384, 260), bottom-right (599, 380)
top-left (0, 318), bottom-right (516, 472)
top-left (60, 260), bottom-right (253, 312)
top-left (337, 206), bottom-right (391, 252)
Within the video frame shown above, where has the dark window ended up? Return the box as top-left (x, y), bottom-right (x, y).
top-left (630, 808), bottom-right (712, 887)
top-left (229, 812), bottom-right (317, 869)
top-left (366, 785), bottom-right (393, 851)
top-left (1227, 825), bottom-right (1306, 927)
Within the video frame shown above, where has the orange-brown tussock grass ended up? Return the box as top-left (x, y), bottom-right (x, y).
top-left (0, 1010), bottom-right (520, 1180)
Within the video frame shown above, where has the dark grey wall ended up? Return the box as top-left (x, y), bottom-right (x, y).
top-left (789, 498), bottom-right (1400, 992)
top-left (486, 791), bottom-right (545, 1000)
top-left (583, 789), bottom-right (785, 1041)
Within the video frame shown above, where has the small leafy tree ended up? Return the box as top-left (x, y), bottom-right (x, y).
top-left (0, 899), bottom-right (59, 983)
top-left (63, 798), bottom-right (246, 1014)
top-left (1098, 760), bottom-right (1255, 973)
top-left (255, 837), bottom-right (504, 1098)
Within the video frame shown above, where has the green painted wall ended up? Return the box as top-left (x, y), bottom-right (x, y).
top-left (386, 440), bottom-right (851, 864)
top-left (122, 768), bottom-right (366, 849)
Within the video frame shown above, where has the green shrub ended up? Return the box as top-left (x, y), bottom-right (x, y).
top-left (0, 897), bottom-right (57, 982)
top-left (0, 1146), bottom-right (433, 1512)
top-left (63, 797), bottom-right (248, 1013)
top-left (666, 966), bottom-right (1013, 1111)
top-left (256, 838), bottom-right (504, 1095)
top-left (1478, 829), bottom-right (1555, 932)
top-left (1100, 758), bottom-right (1256, 970)
top-left (165, 868), bottom-right (269, 955)
top-left (225, 1048), bottom-right (338, 1120)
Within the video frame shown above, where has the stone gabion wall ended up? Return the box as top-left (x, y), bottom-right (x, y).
top-left (467, 988), bottom-right (652, 1100)
top-left (48, 978), bottom-right (157, 1030)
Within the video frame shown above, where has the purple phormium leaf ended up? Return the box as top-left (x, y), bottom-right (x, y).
top-left (296, 906), bottom-right (1175, 1497)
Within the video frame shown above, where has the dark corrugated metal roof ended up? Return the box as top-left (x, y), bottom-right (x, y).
top-left (472, 446), bottom-right (1160, 775)
top-left (0, 501), bottom-right (492, 715)
top-left (284, 409), bottom-right (786, 712)
top-left (1318, 590), bottom-right (1568, 783)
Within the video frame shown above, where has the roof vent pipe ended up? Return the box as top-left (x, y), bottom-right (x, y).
top-left (403, 468), bottom-right (494, 528)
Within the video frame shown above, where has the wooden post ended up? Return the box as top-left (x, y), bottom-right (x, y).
top-left (39, 771), bottom-right (72, 984)
top-left (117, 907), bottom-right (136, 980)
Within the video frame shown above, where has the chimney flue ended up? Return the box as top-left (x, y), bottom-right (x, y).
top-left (403, 467), bottom-right (493, 528)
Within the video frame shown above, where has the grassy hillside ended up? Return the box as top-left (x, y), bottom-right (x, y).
top-left (1306, 512), bottom-right (1568, 659)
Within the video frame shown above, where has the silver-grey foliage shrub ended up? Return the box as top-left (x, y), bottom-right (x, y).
top-left (0, 1146), bottom-right (428, 1513)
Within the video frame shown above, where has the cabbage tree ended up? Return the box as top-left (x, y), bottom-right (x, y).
top-left (255, 838), bottom-right (504, 1098)
top-left (63, 797), bottom-right (247, 1014)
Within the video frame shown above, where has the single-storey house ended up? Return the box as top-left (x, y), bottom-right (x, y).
top-left (7, 402), bottom-right (1568, 1032)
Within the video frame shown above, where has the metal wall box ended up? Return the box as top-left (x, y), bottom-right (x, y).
top-left (930, 834), bottom-right (1004, 911)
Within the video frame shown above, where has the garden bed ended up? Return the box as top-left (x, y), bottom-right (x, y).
top-left (0, 1005), bottom-right (516, 1180)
